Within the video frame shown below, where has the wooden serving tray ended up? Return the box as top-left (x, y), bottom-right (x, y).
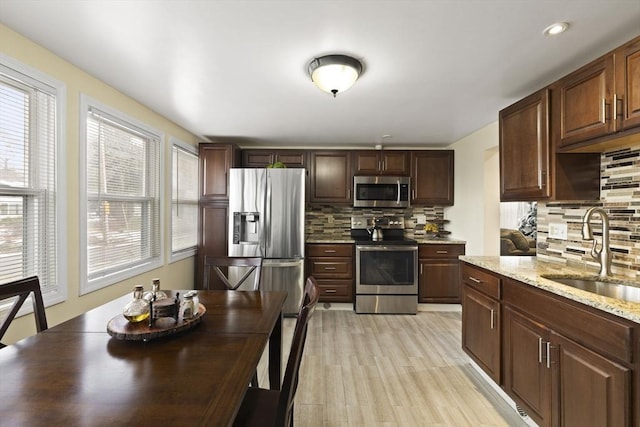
top-left (107, 303), bottom-right (206, 341)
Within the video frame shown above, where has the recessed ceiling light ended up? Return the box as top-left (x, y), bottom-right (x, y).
top-left (543, 22), bottom-right (569, 36)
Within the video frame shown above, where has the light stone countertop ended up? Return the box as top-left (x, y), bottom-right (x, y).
top-left (460, 256), bottom-right (640, 325)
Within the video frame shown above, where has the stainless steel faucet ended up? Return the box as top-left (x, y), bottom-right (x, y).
top-left (582, 207), bottom-right (613, 277)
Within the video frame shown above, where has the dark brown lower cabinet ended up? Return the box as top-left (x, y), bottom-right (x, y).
top-left (306, 243), bottom-right (354, 303)
top-left (504, 306), bottom-right (552, 426)
top-left (196, 202), bottom-right (229, 290)
top-left (462, 284), bottom-right (501, 383)
top-left (551, 331), bottom-right (630, 427)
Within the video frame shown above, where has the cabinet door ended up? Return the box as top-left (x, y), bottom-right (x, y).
top-left (499, 89), bottom-right (551, 201)
top-left (353, 151), bottom-right (380, 175)
top-left (381, 151), bottom-right (409, 175)
top-left (410, 150), bottom-right (454, 205)
top-left (550, 332), bottom-right (630, 427)
top-left (309, 151), bottom-right (352, 204)
top-left (242, 150), bottom-right (307, 168)
top-left (200, 143), bottom-right (238, 201)
top-left (462, 284), bottom-right (501, 383)
top-left (503, 307), bottom-right (552, 427)
top-left (555, 54), bottom-right (615, 148)
top-left (615, 36), bottom-right (640, 131)
top-left (196, 202), bottom-right (229, 290)
top-left (418, 259), bottom-right (461, 303)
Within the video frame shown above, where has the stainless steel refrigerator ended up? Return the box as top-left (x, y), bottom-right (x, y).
top-left (228, 168), bottom-right (305, 315)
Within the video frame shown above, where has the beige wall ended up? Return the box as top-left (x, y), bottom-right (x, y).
top-left (1, 24), bottom-right (200, 344)
top-left (446, 122), bottom-right (501, 256)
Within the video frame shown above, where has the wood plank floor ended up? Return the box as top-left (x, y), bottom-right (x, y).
top-left (257, 308), bottom-right (528, 426)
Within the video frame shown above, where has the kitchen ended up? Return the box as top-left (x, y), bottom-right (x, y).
top-left (1, 1), bottom-right (640, 426)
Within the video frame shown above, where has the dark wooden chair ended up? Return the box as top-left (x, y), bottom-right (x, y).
top-left (0, 276), bottom-right (48, 349)
top-left (203, 256), bottom-right (263, 291)
top-left (233, 276), bottom-right (320, 427)
top-left (204, 256), bottom-right (264, 387)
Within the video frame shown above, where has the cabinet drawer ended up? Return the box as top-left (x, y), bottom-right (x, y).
top-left (307, 244), bottom-right (353, 257)
top-left (419, 244), bottom-right (465, 258)
top-left (308, 258), bottom-right (353, 278)
top-left (461, 264), bottom-right (501, 299)
top-left (317, 281), bottom-right (352, 297)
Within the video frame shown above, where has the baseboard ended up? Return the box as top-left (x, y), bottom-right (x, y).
top-left (467, 359), bottom-right (539, 427)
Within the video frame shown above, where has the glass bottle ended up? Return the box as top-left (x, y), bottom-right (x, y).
top-left (144, 278), bottom-right (168, 302)
top-left (123, 285), bottom-right (150, 323)
top-left (182, 294), bottom-right (195, 320)
top-left (184, 290), bottom-right (199, 313)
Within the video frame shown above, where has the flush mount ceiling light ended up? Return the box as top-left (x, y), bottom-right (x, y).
top-left (543, 22), bottom-right (569, 36)
top-left (308, 54), bottom-right (363, 97)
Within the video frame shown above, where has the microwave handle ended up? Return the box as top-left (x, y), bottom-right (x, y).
top-left (397, 179), bottom-right (401, 204)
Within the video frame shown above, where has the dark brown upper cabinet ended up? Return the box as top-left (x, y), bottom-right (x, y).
top-left (410, 150), bottom-right (454, 206)
top-left (199, 143), bottom-right (240, 201)
top-left (499, 88), bottom-right (600, 202)
top-left (241, 149), bottom-right (306, 168)
top-left (353, 150), bottom-right (409, 176)
top-left (555, 35), bottom-right (640, 150)
top-left (309, 151), bottom-right (352, 204)
top-left (500, 89), bottom-right (551, 201)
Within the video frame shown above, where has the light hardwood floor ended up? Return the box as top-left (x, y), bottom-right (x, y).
top-left (257, 308), bottom-right (528, 426)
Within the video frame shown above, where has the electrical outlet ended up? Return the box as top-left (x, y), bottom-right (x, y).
top-left (327, 215), bottom-right (335, 224)
top-left (548, 222), bottom-right (568, 240)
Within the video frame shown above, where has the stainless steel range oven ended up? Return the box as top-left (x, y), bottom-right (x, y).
top-left (352, 216), bottom-right (418, 314)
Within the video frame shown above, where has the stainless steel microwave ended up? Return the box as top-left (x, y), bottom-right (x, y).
top-left (353, 176), bottom-right (410, 208)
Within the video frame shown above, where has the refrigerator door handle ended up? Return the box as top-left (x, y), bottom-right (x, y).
top-left (264, 174), bottom-right (272, 253)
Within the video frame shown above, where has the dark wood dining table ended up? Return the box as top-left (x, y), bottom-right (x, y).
top-left (0, 290), bottom-right (286, 426)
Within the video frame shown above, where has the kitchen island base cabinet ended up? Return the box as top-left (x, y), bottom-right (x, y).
top-left (462, 284), bottom-right (501, 384)
top-left (503, 306), bottom-right (551, 427)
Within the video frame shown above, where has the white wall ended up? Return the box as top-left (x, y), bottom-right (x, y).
top-left (446, 122), bottom-right (500, 256)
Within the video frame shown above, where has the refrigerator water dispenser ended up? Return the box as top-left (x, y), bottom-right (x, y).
top-left (232, 212), bottom-right (260, 244)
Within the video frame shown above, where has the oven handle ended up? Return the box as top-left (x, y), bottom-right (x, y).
top-left (397, 179), bottom-right (401, 204)
top-left (356, 245), bottom-right (418, 252)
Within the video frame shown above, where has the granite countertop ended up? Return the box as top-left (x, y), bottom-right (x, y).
top-left (460, 256), bottom-right (640, 325)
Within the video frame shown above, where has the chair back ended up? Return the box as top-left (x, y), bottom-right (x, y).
top-left (0, 276), bottom-right (48, 348)
top-left (276, 276), bottom-right (320, 426)
top-left (203, 256), bottom-right (263, 291)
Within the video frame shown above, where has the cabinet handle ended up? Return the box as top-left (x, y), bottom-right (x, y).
top-left (324, 289), bottom-right (337, 293)
top-left (436, 250), bottom-right (448, 254)
top-left (546, 342), bottom-right (554, 369)
top-left (538, 338), bottom-right (544, 364)
top-left (613, 94), bottom-right (617, 121)
top-left (490, 309), bottom-right (495, 329)
top-left (420, 264), bottom-right (423, 275)
top-left (323, 267), bottom-right (337, 271)
top-left (323, 250), bottom-right (337, 254)
top-left (540, 170), bottom-right (546, 188)
top-left (468, 276), bottom-right (482, 284)
top-left (412, 189), bottom-right (415, 200)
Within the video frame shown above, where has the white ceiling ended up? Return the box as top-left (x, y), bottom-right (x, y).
top-left (1, 1), bottom-right (639, 148)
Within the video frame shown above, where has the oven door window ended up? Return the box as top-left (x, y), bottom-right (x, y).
top-left (359, 250), bottom-right (415, 286)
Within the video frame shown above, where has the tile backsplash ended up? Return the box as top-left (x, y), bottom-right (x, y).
top-left (537, 143), bottom-right (640, 279)
top-left (306, 205), bottom-right (446, 240)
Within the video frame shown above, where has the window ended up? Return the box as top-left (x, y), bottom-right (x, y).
top-left (170, 138), bottom-right (198, 261)
top-left (0, 54), bottom-right (66, 305)
top-left (80, 95), bottom-right (163, 294)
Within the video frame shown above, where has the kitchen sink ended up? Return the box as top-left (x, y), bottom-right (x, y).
top-left (541, 275), bottom-right (640, 304)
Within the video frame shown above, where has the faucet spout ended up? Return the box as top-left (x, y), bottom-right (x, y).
top-left (582, 207), bottom-right (612, 277)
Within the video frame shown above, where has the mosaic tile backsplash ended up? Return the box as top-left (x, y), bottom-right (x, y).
top-left (306, 205), bottom-right (446, 240)
top-left (537, 143), bottom-right (640, 279)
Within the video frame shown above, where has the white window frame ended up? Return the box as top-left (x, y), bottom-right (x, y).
top-left (0, 53), bottom-right (67, 307)
top-left (79, 94), bottom-right (164, 294)
top-left (169, 137), bottom-right (198, 262)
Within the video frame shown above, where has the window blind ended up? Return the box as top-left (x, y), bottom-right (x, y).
top-left (0, 70), bottom-right (58, 297)
top-left (171, 140), bottom-right (198, 258)
top-left (84, 105), bottom-right (161, 285)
